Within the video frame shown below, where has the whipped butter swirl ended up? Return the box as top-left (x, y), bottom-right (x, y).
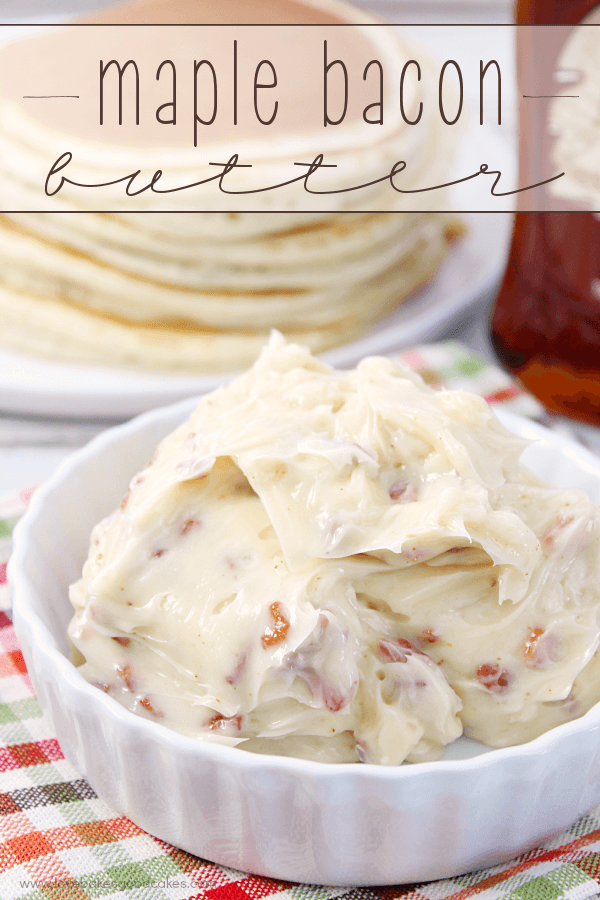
top-left (68, 335), bottom-right (600, 764)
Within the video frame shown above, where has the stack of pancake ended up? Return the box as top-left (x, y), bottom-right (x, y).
top-left (0, 0), bottom-right (464, 374)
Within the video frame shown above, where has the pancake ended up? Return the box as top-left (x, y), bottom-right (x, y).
top-left (0, 0), bottom-right (464, 373)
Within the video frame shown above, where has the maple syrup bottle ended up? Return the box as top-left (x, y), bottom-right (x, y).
top-left (491, 0), bottom-right (600, 427)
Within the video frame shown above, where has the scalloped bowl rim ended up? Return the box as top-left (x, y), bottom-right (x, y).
top-left (9, 398), bottom-right (600, 783)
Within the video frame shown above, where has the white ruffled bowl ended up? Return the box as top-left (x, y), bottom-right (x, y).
top-left (9, 401), bottom-right (600, 886)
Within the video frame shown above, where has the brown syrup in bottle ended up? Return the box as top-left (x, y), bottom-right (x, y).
top-left (491, 0), bottom-right (600, 426)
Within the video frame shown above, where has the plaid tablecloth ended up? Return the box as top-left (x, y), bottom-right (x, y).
top-left (3, 343), bottom-right (600, 900)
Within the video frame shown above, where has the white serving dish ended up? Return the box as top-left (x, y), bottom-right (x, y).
top-left (9, 402), bottom-right (600, 886)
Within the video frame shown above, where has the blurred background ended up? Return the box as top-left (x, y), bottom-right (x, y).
top-left (0, 0), bottom-right (517, 493)
top-left (1, 0), bottom-right (513, 23)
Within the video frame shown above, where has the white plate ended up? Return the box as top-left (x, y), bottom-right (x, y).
top-left (0, 13), bottom-right (516, 420)
top-left (9, 404), bottom-right (600, 885)
top-left (0, 210), bottom-right (512, 420)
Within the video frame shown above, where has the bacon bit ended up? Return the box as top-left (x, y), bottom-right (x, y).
top-left (180, 518), bottom-right (201, 536)
top-left (120, 489), bottom-right (131, 511)
top-left (422, 628), bottom-right (438, 644)
top-left (390, 480), bottom-right (409, 501)
top-left (523, 627), bottom-right (544, 663)
top-left (523, 627), bottom-right (560, 669)
top-left (542, 514), bottom-right (575, 548)
top-left (379, 638), bottom-right (426, 663)
top-left (403, 548), bottom-right (428, 563)
top-left (556, 691), bottom-right (578, 716)
top-left (111, 636), bottom-right (130, 647)
top-left (389, 480), bottom-right (418, 503)
top-left (225, 555), bottom-right (237, 571)
top-left (93, 681), bottom-right (111, 694)
top-left (476, 663), bottom-right (511, 694)
top-left (261, 602), bottom-right (290, 648)
top-left (207, 713), bottom-right (243, 732)
top-left (398, 637), bottom-right (424, 653)
top-left (323, 680), bottom-right (356, 712)
top-left (207, 712), bottom-right (224, 728)
top-left (325, 689), bottom-right (346, 712)
top-left (140, 697), bottom-right (164, 718)
top-left (225, 652), bottom-right (248, 686)
top-left (152, 548), bottom-right (167, 558)
top-left (116, 665), bottom-right (134, 692)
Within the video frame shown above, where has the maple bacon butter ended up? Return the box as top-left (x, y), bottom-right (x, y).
top-left (68, 335), bottom-right (600, 765)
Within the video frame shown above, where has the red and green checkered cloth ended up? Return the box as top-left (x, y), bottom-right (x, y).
top-left (3, 343), bottom-right (600, 900)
